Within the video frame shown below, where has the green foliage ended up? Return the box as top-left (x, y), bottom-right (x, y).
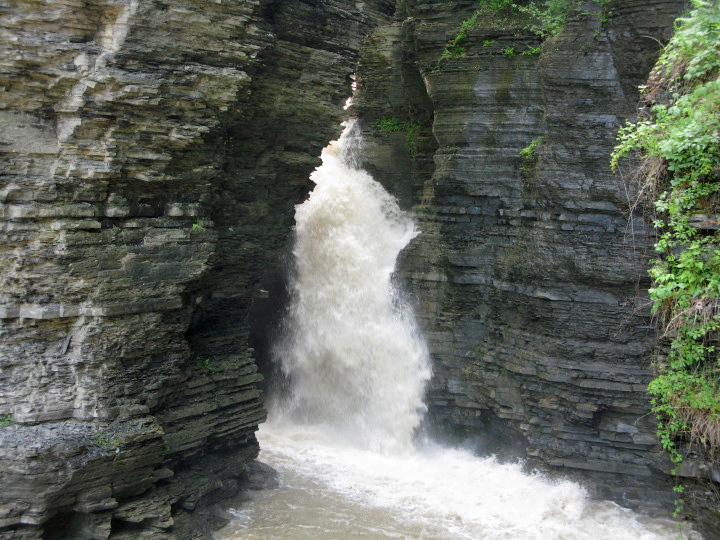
top-left (672, 484), bottom-right (686, 519)
top-left (481, 0), bottom-right (572, 38)
top-left (436, 0), bottom-right (577, 69)
top-left (521, 45), bottom-right (542, 56)
top-left (375, 117), bottom-right (403, 133)
top-left (478, 0), bottom-right (515, 9)
top-left (520, 137), bottom-right (543, 160)
top-left (374, 117), bottom-right (422, 157)
top-left (660, 0), bottom-right (720, 83)
top-left (611, 0), bottom-right (720, 470)
top-left (93, 431), bottom-right (120, 448)
top-left (0, 414), bottom-right (12, 427)
top-left (596, 0), bottom-right (611, 24)
top-left (440, 11), bottom-right (480, 60)
top-left (191, 223), bottom-right (205, 231)
top-left (519, 137), bottom-right (543, 176)
top-left (516, 0), bottom-right (570, 39)
top-left (403, 123), bottom-right (421, 156)
top-left (195, 357), bottom-right (215, 372)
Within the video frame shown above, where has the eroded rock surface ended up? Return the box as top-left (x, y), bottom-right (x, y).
top-left (353, 0), bottom-right (691, 515)
top-left (0, 0), bottom-right (391, 537)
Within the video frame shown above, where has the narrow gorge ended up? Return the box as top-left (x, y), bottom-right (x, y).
top-left (0, 0), bottom-right (718, 539)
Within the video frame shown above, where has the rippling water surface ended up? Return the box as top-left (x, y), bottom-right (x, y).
top-left (214, 423), bottom-right (695, 540)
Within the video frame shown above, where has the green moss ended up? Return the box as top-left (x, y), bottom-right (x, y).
top-left (0, 414), bottom-right (12, 427)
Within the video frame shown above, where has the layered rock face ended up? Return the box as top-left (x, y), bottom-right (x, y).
top-left (3, 0), bottom-right (716, 536)
top-left (0, 0), bottom-right (391, 537)
top-left (353, 0), bottom-right (690, 513)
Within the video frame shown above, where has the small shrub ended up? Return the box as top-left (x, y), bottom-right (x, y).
top-left (375, 117), bottom-right (403, 133)
top-left (519, 137), bottom-right (543, 176)
top-left (520, 137), bottom-right (543, 160)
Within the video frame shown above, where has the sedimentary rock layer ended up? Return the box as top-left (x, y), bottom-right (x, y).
top-left (353, 0), bottom-right (690, 513)
top-left (0, 0), bottom-right (391, 537)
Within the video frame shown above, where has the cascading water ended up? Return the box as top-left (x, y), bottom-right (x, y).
top-left (270, 119), bottom-right (430, 453)
top-left (216, 122), bottom-right (699, 540)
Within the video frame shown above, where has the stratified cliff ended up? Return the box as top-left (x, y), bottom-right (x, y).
top-left (352, 0), bottom-right (696, 517)
top-left (3, 0), bottom-right (718, 537)
top-left (0, 1), bottom-right (391, 538)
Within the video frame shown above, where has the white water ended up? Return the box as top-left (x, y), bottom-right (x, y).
top-left (216, 122), bottom-right (698, 540)
top-left (216, 424), bottom-right (690, 539)
top-left (269, 120), bottom-right (431, 454)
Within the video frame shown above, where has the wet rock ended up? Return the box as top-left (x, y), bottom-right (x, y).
top-left (353, 0), bottom-right (689, 518)
top-left (241, 460), bottom-right (280, 490)
top-left (0, 0), bottom-right (392, 537)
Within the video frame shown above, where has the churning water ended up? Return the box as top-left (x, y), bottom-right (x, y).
top-left (215, 122), bottom-right (697, 540)
top-left (267, 120), bottom-right (430, 455)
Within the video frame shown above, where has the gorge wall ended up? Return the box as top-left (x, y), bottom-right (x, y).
top-left (2, 0), bottom-right (718, 538)
top-left (0, 0), bottom-right (391, 538)
top-left (351, 0), bottom-right (713, 524)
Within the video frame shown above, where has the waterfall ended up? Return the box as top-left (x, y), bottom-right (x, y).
top-left (271, 120), bottom-right (431, 453)
top-left (217, 121), bottom-right (699, 540)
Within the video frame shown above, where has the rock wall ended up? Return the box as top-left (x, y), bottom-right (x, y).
top-left (0, 0), bottom-right (391, 538)
top-left (4, 0), bottom-right (717, 536)
top-left (353, 0), bottom-right (692, 515)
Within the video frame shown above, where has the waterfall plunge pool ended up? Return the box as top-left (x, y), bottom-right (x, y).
top-left (214, 423), bottom-right (692, 540)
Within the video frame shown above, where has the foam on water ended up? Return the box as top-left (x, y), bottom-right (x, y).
top-left (216, 422), bottom-right (692, 540)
